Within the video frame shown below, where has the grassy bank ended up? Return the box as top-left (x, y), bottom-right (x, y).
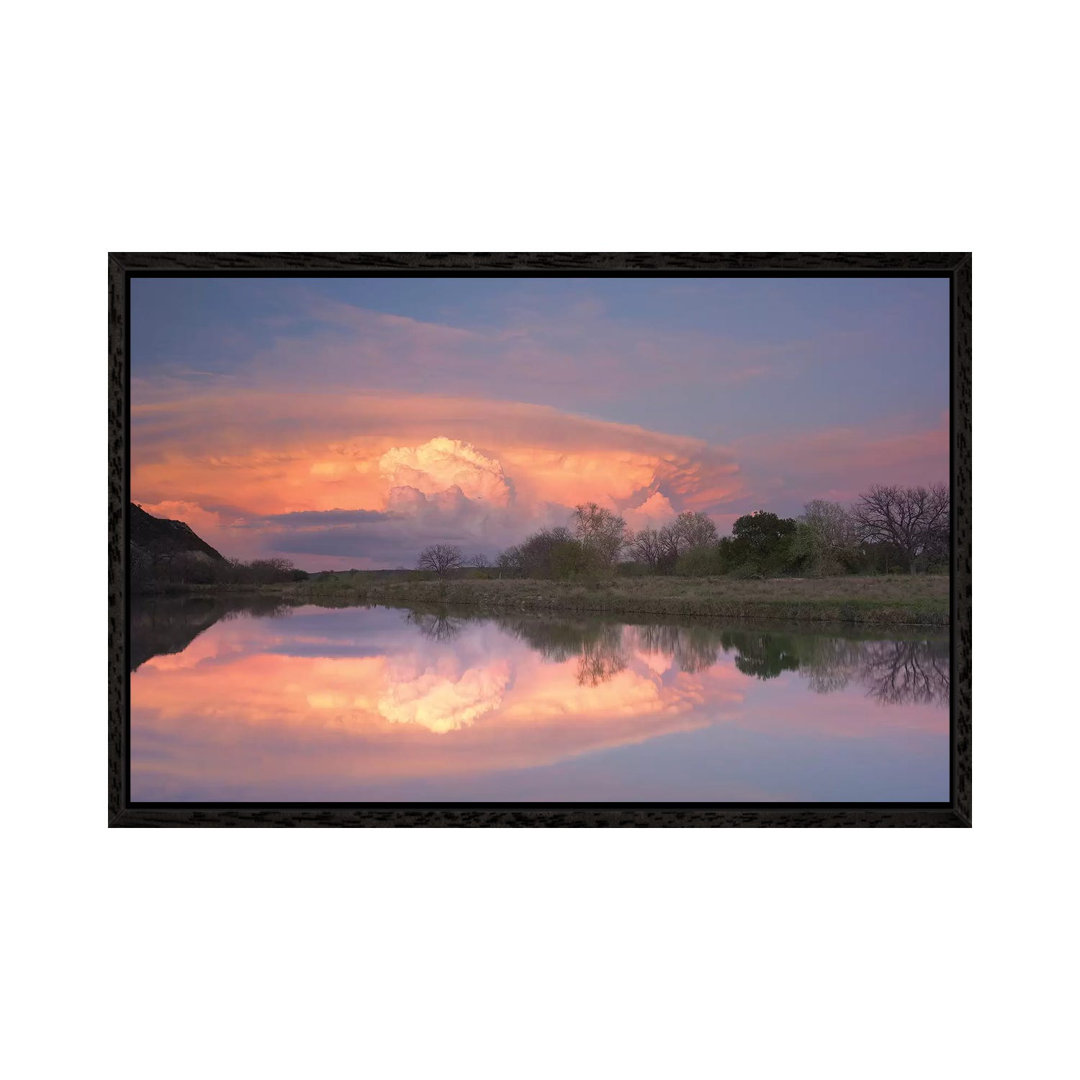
top-left (217, 573), bottom-right (950, 625)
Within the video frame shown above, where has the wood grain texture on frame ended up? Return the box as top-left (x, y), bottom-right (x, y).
top-left (108, 252), bottom-right (972, 828)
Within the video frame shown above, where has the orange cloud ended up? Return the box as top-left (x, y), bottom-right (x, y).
top-left (377, 657), bottom-right (512, 733)
top-left (131, 637), bottom-right (720, 795)
top-left (379, 437), bottom-right (511, 507)
top-left (131, 391), bottom-right (742, 565)
top-left (623, 491), bottom-right (678, 531)
top-left (130, 612), bottom-right (947, 800)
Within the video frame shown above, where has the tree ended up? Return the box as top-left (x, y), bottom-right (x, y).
top-left (656, 523), bottom-right (680, 568)
top-left (629, 512), bottom-right (717, 574)
top-left (496, 547), bottom-right (521, 577)
top-left (665, 512), bottom-right (720, 574)
top-left (803, 500), bottom-right (856, 552)
top-left (732, 511), bottom-right (798, 553)
top-left (722, 511), bottom-right (799, 576)
top-left (496, 527), bottom-right (594, 579)
top-left (550, 537), bottom-right (596, 579)
top-left (517, 527), bottom-right (572, 577)
top-left (674, 543), bottom-right (724, 577)
top-left (671, 510), bottom-right (718, 551)
top-left (571, 502), bottom-right (628, 568)
top-left (246, 557), bottom-right (302, 584)
top-left (628, 527), bottom-right (665, 570)
top-left (798, 499), bottom-right (859, 574)
top-left (852, 484), bottom-right (949, 574)
top-left (416, 543), bottom-right (464, 577)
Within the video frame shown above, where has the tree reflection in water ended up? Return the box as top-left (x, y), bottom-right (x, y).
top-left (635, 624), bottom-right (722, 674)
top-left (423, 609), bottom-right (950, 703)
top-left (857, 639), bottom-right (950, 706)
top-left (402, 609), bottom-right (466, 642)
top-left (495, 614), bottom-right (629, 686)
top-left (131, 597), bottom-right (950, 707)
top-left (575, 626), bottom-right (628, 686)
top-left (718, 630), bottom-right (802, 680)
top-left (799, 638), bottom-right (865, 694)
top-left (717, 629), bottom-right (949, 706)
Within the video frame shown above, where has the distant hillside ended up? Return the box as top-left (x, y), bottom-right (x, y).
top-left (130, 503), bottom-right (226, 564)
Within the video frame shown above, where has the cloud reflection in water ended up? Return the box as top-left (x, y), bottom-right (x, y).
top-left (130, 600), bottom-right (949, 802)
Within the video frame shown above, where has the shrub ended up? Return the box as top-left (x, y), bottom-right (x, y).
top-left (728, 560), bottom-right (765, 580)
top-left (675, 544), bottom-right (724, 577)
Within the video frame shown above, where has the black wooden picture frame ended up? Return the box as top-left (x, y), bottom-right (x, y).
top-left (108, 252), bottom-right (971, 827)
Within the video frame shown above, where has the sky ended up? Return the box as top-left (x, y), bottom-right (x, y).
top-left (130, 276), bottom-right (949, 570)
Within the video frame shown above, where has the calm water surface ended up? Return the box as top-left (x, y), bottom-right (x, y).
top-left (130, 598), bottom-right (949, 802)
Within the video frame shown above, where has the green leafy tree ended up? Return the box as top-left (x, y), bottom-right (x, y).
top-left (498, 527), bottom-right (596, 579)
top-left (675, 544), bottom-right (724, 577)
top-left (732, 510), bottom-right (797, 552)
top-left (720, 630), bottom-right (803, 680)
top-left (728, 510), bottom-right (798, 574)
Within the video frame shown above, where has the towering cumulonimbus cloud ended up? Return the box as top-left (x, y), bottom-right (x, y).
top-left (131, 391), bottom-right (744, 567)
top-left (379, 437), bottom-right (513, 506)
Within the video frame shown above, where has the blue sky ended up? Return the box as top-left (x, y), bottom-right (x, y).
top-left (130, 276), bottom-right (949, 568)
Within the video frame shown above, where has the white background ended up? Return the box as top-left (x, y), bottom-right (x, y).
top-left (3, 2), bottom-right (1076, 1078)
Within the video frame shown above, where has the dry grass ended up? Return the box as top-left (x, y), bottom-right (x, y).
top-left (281, 574), bottom-right (949, 626)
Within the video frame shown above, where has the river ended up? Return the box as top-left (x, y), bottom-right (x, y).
top-left (130, 597), bottom-right (949, 802)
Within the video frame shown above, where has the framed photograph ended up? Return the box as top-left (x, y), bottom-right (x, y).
top-left (108, 253), bottom-right (971, 826)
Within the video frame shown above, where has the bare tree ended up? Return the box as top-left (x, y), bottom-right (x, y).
top-left (576, 625), bottom-right (629, 686)
top-left (800, 499), bottom-right (858, 572)
top-left (852, 484), bottom-right (949, 574)
top-left (858, 640), bottom-right (950, 706)
top-left (629, 527), bottom-right (665, 569)
top-left (671, 510), bottom-right (718, 551)
top-left (634, 623), bottom-right (722, 673)
top-left (404, 610), bottom-right (465, 641)
top-left (469, 553), bottom-right (489, 570)
top-left (803, 500), bottom-right (856, 551)
top-left (657, 523), bottom-right (680, 566)
top-left (572, 502), bottom-right (628, 568)
top-left (632, 512), bottom-right (716, 571)
top-left (495, 547), bottom-right (521, 578)
top-left (416, 543), bottom-right (465, 577)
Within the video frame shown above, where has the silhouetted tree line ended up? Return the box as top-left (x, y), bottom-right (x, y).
top-left (416, 502), bottom-right (634, 581)
top-left (669, 484), bottom-right (949, 578)
top-left (131, 549), bottom-right (308, 592)
top-left (415, 485), bottom-right (950, 582)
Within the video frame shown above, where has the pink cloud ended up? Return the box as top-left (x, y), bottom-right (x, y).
top-left (158, 293), bottom-right (793, 405)
top-left (734, 420), bottom-right (948, 508)
top-left (130, 613), bottom-right (947, 800)
top-left (131, 391), bottom-right (744, 566)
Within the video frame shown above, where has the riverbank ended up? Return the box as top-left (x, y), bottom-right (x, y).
top-left (145, 574), bottom-right (949, 626)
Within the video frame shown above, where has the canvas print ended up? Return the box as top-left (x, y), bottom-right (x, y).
top-left (129, 275), bottom-right (950, 804)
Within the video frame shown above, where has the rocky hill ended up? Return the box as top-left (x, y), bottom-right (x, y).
top-left (130, 503), bottom-right (226, 565)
